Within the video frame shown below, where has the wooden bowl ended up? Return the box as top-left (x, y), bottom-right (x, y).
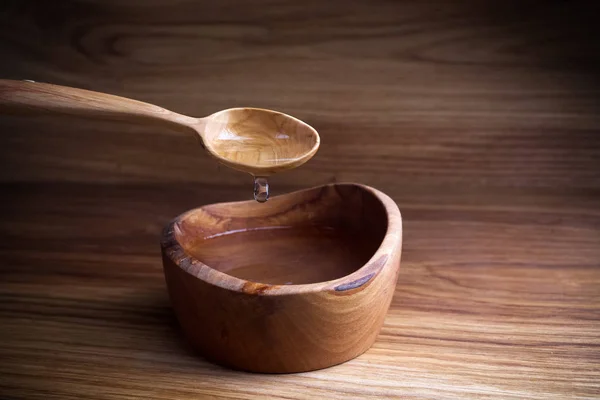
top-left (161, 183), bottom-right (402, 373)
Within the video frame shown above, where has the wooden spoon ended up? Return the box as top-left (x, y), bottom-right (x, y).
top-left (0, 80), bottom-right (320, 178)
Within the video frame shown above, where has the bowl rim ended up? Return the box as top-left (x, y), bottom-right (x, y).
top-left (161, 182), bottom-right (402, 296)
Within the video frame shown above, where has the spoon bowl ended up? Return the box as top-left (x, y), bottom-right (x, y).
top-left (200, 107), bottom-right (319, 175)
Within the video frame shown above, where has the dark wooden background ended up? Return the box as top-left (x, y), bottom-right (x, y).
top-left (1, 1), bottom-right (599, 398)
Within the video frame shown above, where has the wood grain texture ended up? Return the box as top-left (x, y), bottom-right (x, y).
top-left (1, 0), bottom-right (599, 189)
top-left (1, 0), bottom-right (599, 398)
top-left (1, 183), bottom-right (599, 399)
top-left (161, 184), bottom-right (401, 373)
top-left (203, 107), bottom-right (319, 176)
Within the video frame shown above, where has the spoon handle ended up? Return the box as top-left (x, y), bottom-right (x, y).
top-left (0, 79), bottom-right (198, 134)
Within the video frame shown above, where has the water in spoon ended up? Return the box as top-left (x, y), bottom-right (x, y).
top-left (208, 113), bottom-right (315, 203)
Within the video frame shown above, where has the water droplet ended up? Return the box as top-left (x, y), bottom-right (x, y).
top-left (253, 177), bottom-right (269, 203)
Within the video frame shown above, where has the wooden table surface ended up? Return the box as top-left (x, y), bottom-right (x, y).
top-left (1, 1), bottom-right (599, 398)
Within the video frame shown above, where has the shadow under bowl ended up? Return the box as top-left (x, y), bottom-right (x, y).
top-left (161, 183), bottom-right (402, 373)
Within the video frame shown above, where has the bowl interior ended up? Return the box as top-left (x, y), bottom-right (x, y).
top-left (173, 184), bottom-right (388, 285)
